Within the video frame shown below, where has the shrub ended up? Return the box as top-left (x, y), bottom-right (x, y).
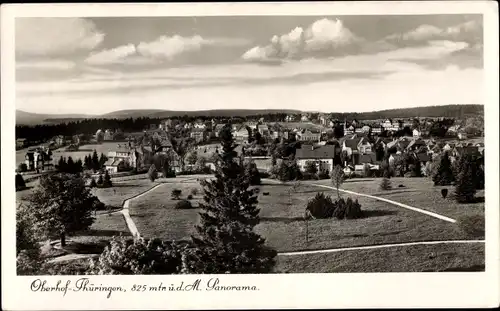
top-left (363, 164), bottom-right (372, 178)
top-left (457, 215), bottom-right (484, 238)
top-left (87, 237), bottom-right (185, 275)
top-left (187, 195), bottom-right (193, 200)
top-left (245, 160), bottom-right (261, 185)
top-left (398, 184), bottom-right (406, 188)
top-left (148, 164), bottom-right (158, 182)
top-left (15, 173), bottom-right (26, 191)
top-left (330, 165), bottom-right (345, 199)
top-left (102, 171), bottom-right (113, 188)
top-left (305, 193), bottom-right (335, 219)
top-left (441, 188), bottom-right (448, 199)
top-left (175, 200), bottom-right (193, 209)
top-left (18, 163), bottom-right (28, 173)
top-left (190, 188), bottom-right (198, 196)
top-left (332, 197), bottom-right (363, 220)
top-left (89, 177), bottom-right (97, 188)
top-left (171, 189), bottom-right (182, 200)
top-left (263, 192), bottom-right (270, 196)
top-left (380, 177), bottom-right (392, 190)
top-left (317, 171), bottom-right (330, 180)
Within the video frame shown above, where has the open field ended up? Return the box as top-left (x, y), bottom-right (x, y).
top-left (128, 176), bottom-right (207, 241)
top-left (312, 177), bottom-right (485, 220)
top-left (128, 178), bottom-right (481, 253)
top-left (91, 178), bottom-right (159, 208)
top-left (275, 242), bottom-right (485, 273)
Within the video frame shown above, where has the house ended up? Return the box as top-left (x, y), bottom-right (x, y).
top-left (95, 129), bottom-right (104, 142)
top-left (257, 124), bottom-right (270, 137)
top-left (246, 122), bottom-right (258, 130)
top-left (354, 153), bottom-right (379, 171)
top-left (157, 148), bottom-right (182, 173)
top-left (361, 125), bottom-right (371, 134)
top-left (300, 114), bottom-right (310, 122)
top-left (190, 128), bottom-right (207, 143)
top-left (16, 138), bottom-right (27, 149)
top-left (413, 128), bottom-right (421, 137)
top-left (453, 146), bottom-right (480, 158)
top-left (104, 129), bottom-right (114, 141)
top-left (371, 127), bottom-right (382, 134)
top-left (295, 145), bottom-right (339, 174)
top-left (342, 137), bottom-right (362, 165)
top-left (475, 143), bottom-right (485, 154)
top-left (214, 124), bottom-right (225, 137)
top-left (233, 125), bottom-right (249, 142)
top-left (25, 148), bottom-right (51, 171)
top-left (53, 135), bottom-right (65, 146)
top-left (406, 138), bottom-right (426, 152)
top-left (296, 129), bottom-right (321, 142)
top-left (105, 150), bottom-right (133, 173)
top-left (443, 143), bottom-right (456, 152)
top-left (194, 122), bottom-right (207, 129)
top-left (357, 137), bottom-right (372, 154)
top-left (457, 132), bottom-right (468, 140)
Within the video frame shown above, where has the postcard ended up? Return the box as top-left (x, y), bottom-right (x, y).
top-left (1, 1), bottom-right (499, 309)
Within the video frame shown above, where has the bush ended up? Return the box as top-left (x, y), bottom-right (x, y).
top-left (317, 171), bottom-right (330, 180)
top-left (18, 163), bottom-right (28, 173)
top-left (305, 193), bottom-right (335, 219)
top-left (363, 164), bottom-right (372, 178)
top-left (15, 173), bottom-right (26, 191)
top-left (301, 172), bottom-right (318, 180)
top-left (457, 215), bottom-right (484, 238)
top-left (89, 177), bottom-right (97, 188)
top-left (187, 195), bottom-right (193, 200)
top-left (454, 155), bottom-right (478, 203)
top-left (380, 177), bottom-right (392, 190)
top-left (171, 189), bottom-right (182, 200)
top-left (148, 164), bottom-right (158, 182)
top-left (332, 197), bottom-right (363, 220)
top-left (87, 237), bottom-right (185, 275)
top-left (190, 188), bottom-right (198, 196)
top-left (175, 200), bottom-right (193, 209)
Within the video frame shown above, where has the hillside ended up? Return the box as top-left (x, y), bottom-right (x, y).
top-left (15, 105), bottom-right (483, 126)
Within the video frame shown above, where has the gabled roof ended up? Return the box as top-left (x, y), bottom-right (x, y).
top-left (296, 145), bottom-right (337, 159)
top-left (344, 138), bottom-right (361, 150)
top-left (105, 158), bottom-right (124, 167)
top-left (359, 153), bottom-right (376, 164)
top-left (414, 152), bottom-right (430, 162)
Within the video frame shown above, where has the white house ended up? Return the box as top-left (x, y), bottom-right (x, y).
top-left (413, 128), bottom-right (421, 137)
top-left (295, 145), bottom-right (339, 174)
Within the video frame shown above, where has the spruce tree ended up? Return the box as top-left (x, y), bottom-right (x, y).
top-left (67, 156), bottom-right (75, 173)
top-left (184, 124), bottom-right (276, 274)
top-left (97, 174), bottom-right (104, 186)
top-left (103, 170), bottom-right (112, 188)
top-left (91, 150), bottom-right (99, 171)
top-left (432, 151), bottom-right (454, 186)
top-left (455, 154), bottom-right (477, 203)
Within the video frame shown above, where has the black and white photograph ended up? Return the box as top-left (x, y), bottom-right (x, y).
top-left (2, 2), bottom-right (499, 309)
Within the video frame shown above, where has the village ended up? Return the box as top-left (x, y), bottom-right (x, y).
top-left (15, 112), bottom-right (484, 180)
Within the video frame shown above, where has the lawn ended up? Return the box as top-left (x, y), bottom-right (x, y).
top-left (128, 177), bottom-right (206, 242)
top-left (275, 242), bottom-right (485, 273)
top-left (128, 178), bottom-right (480, 253)
top-left (92, 178), bottom-right (159, 209)
top-left (255, 181), bottom-right (478, 252)
top-left (312, 177), bottom-right (485, 220)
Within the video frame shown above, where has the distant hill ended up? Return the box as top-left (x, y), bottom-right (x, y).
top-left (16, 105), bottom-right (483, 126)
top-left (16, 110), bottom-right (97, 126)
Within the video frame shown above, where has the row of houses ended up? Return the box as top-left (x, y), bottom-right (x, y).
top-left (293, 134), bottom-right (484, 176)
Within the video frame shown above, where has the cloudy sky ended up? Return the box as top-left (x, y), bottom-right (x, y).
top-left (15, 15), bottom-right (483, 115)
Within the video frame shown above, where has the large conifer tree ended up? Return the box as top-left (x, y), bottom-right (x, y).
top-left (455, 154), bottom-right (478, 203)
top-left (184, 123), bottom-right (276, 274)
top-left (432, 151), bottom-right (455, 186)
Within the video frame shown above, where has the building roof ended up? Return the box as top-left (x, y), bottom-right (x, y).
top-left (105, 158), bottom-right (124, 167)
top-left (414, 152), bottom-right (430, 162)
top-left (359, 153), bottom-right (376, 164)
top-left (455, 146), bottom-right (480, 156)
top-left (296, 145), bottom-right (337, 159)
top-left (344, 138), bottom-right (361, 150)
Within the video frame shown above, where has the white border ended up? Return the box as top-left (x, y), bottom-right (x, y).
top-left (2, 2), bottom-right (499, 309)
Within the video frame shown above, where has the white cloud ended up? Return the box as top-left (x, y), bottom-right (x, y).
top-left (16, 18), bottom-right (104, 56)
top-left (85, 44), bottom-right (137, 65)
top-left (385, 19), bottom-right (482, 43)
top-left (137, 35), bottom-right (207, 60)
top-left (243, 18), bottom-right (363, 61)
